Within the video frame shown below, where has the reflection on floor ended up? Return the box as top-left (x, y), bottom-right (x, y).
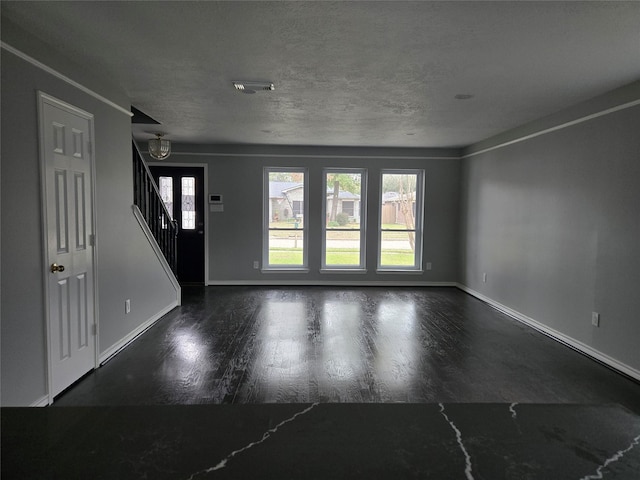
top-left (55, 287), bottom-right (640, 409)
top-left (3, 403), bottom-right (640, 479)
top-left (3, 287), bottom-right (640, 479)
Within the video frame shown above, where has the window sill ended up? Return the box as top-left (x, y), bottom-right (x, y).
top-left (320, 268), bottom-right (368, 274)
top-left (261, 268), bottom-right (310, 274)
top-left (376, 269), bottom-right (424, 275)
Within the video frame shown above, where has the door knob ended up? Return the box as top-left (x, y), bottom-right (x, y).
top-left (50, 263), bottom-right (65, 273)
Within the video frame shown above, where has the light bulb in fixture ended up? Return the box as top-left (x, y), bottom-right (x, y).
top-left (148, 133), bottom-right (171, 160)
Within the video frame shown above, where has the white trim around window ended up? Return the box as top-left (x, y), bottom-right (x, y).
top-left (263, 167), bottom-right (309, 272)
top-left (321, 168), bottom-right (367, 273)
top-left (378, 169), bottom-right (425, 272)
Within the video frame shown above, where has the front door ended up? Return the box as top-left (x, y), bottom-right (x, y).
top-left (39, 93), bottom-right (96, 399)
top-left (149, 166), bottom-right (205, 284)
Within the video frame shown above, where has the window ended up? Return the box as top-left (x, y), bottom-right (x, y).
top-left (181, 176), bottom-right (196, 230)
top-left (341, 201), bottom-right (354, 216)
top-left (322, 169), bottom-right (366, 270)
top-left (158, 176), bottom-right (173, 229)
top-left (292, 200), bottom-right (303, 217)
top-left (158, 177), bottom-right (174, 219)
top-left (379, 170), bottom-right (424, 270)
top-left (264, 168), bottom-right (308, 269)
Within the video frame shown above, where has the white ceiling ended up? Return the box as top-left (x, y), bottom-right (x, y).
top-left (2, 1), bottom-right (639, 148)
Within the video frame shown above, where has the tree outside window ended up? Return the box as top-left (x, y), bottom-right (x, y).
top-left (264, 169), bottom-right (307, 268)
top-left (323, 170), bottom-right (365, 269)
top-left (379, 171), bottom-right (424, 269)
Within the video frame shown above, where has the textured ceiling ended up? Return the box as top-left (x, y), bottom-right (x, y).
top-left (2, 1), bottom-right (639, 148)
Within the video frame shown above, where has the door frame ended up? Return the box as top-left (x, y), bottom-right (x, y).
top-left (37, 92), bottom-right (100, 405)
top-left (147, 162), bottom-right (209, 284)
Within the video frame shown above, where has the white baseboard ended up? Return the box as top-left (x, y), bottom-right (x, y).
top-left (457, 283), bottom-right (640, 382)
top-left (99, 301), bottom-right (178, 365)
top-left (207, 280), bottom-right (458, 287)
top-left (30, 395), bottom-right (50, 407)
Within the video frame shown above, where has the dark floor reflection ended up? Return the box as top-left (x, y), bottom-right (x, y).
top-left (54, 286), bottom-right (640, 413)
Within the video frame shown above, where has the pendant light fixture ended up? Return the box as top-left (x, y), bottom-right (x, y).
top-left (148, 133), bottom-right (171, 160)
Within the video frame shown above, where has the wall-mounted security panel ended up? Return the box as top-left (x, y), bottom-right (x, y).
top-left (209, 194), bottom-right (223, 204)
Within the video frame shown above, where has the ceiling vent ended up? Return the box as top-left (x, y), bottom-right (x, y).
top-left (233, 81), bottom-right (275, 94)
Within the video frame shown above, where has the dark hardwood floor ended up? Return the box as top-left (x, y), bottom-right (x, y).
top-left (10, 286), bottom-right (640, 479)
top-left (55, 286), bottom-right (640, 412)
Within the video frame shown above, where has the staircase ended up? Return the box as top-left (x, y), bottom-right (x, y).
top-left (132, 140), bottom-right (178, 277)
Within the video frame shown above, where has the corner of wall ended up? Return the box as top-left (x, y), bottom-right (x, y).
top-left (458, 84), bottom-right (640, 378)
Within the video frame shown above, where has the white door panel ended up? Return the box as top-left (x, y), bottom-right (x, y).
top-left (40, 94), bottom-right (96, 399)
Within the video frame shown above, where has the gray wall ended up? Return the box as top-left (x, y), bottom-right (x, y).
top-left (460, 91), bottom-right (640, 373)
top-left (147, 146), bottom-right (462, 284)
top-left (1, 29), bottom-right (178, 405)
top-left (3, 12), bottom-right (637, 406)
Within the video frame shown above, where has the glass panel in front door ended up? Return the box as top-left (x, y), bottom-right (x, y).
top-left (158, 176), bottom-right (173, 229)
top-left (181, 176), bottom-right (196, 230)
top-left (159, 176), bottom-right (174, 219)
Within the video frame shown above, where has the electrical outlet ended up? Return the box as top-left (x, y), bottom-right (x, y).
top-left (426, 262), bottom-right (432, 270)
top-left (483, 273), bottom-right (487, 283)
top-left (125, 299), bottom-right (131, 314)
top-left (253, 261), bottom-right (260, 269)
top-left (592, 312), bottom-right (600, 327)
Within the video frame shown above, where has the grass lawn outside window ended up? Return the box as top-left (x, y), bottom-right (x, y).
top-left (269, 248), bottom-right (414, 266)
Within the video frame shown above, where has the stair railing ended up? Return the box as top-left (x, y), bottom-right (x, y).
top-left (132, 139), bottom-right (178, 277)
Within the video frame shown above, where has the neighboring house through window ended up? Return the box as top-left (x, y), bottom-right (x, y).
top-left (264, 169), bottom-right (308, 270)
top-left (263, 167), bottom-right (423, 273)
top-left (379, 170), bottom-right (424, 271)
top-left (322, 169), bottom-right (366, 270)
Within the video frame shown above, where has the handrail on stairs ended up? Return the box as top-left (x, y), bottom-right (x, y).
top-left (132, 139), bottom-right (178, 277)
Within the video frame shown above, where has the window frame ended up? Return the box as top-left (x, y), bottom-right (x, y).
top-left (321, 168), bottom-right (367, 272)
top-left (263, 167), bottom-right (309, 272)
top-left (378, 169), bottom-right (425, 272)
top-left (158, 176), bottom-right (174, 229)
top-left (180, 176), bottom-right (197, 230)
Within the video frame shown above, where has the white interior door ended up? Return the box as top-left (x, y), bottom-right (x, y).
top-left (39, 93), bottom-right (97, 399)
